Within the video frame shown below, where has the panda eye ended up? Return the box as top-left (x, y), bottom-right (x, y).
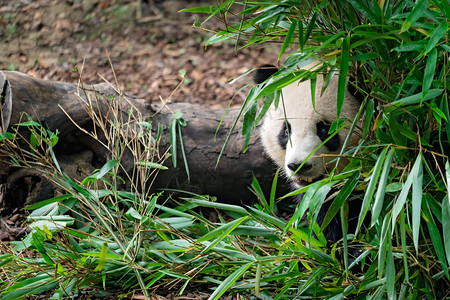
top-left (278, 121), bottom-right (291, 150)
top-left (317, 120), bottom-right (331, 137)
top-left (316, 120), bottom-right (340, 152)
top-left (318, 122), bottom-right (329, 135)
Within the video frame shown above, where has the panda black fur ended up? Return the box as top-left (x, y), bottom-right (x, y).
top-left (255, 63), bottom-right (362, 252)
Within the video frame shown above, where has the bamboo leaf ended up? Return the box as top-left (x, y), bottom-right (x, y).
top-left (446, 161), bottom-right (450, 196)
top-left (423, 21), bottom-right (448, 55)
top-left (200, 0), bottom-right (233, 26)
top-left (392, 40), bottom-right (426, 52)
top-left (178, 5), bottom-right (216, 13)
top-left (178, 124), bottom-right (190, 181)
top-left (321, 171), bottom-right (360, 230)
top-left (242, 101), bottom-right (257, 153)
top-left (391, 154), bottom-right (422, 242)
top-left (442, 195), bottom-right (450, 266)
top-left (412, 153), bottom-right (423, 253)
top-left (356, 147), bottom-right (388, 236)
top-left (337, 35), bottom-right (350, 119)
top-left (422, 47), bottom-right (437, 101)
top-left (255, 90), bottom-right (279, 126)
top-left (348, 0), bottom-right (378, 24)
top-left (390, 89), bottom-right (443, 107)
top-left (308, 182), bottom-right (335, 242)
top-left (303, 12), bottom-right (317, 47)
top-left (32, 233), bottom-right (53, 266)
top-left (310, 72), bottom-right (317, 110)
top-left (284, 181), bottom-right (323, 234)
top-left (25, 194), bottom-right (73, 210)
top-left (363, 99), bottom-right (374, 138)
top-left (17, 120), bottom-right (42, 127)
top-left (378, 213), bottom-right (391, 279)
top-left (270, 169), bottom-right (279, 212)
top-left (96, 160), bottom-right (118, 179)
top-left (399, 209), bottom-right (410, 281)
top-left (184, 198), bottom-right (248, 214)
top-left (247, 206), bottom-right (286, 229)
top-left (198, 216), bottom-right (248, 244)
top-left (208, 261), bottom-right (254, 300)
top-left (423, 196), bottom-right (449, 278)
top-left (371, 148), bottom-right (394, 226)
top-left (298, 18), bottom-right (304, 51)
top-left (431, 102), bottom-right (447, 123)
top-left (386, 236), bottom-right (396, 299)
top-left (444, 161), bottom-right (450, 265)
top-left (1, 274), bottom-right (59, 300)
top-left (278, 19), bottom-right (297, 62)
top-left (401, 0), bottom-right (428, 32)
top-left (170, 119), bottom-right (177, 167)
top-left (93, 242), bottom-right (108, 272)
top-left (135, 161), bottom-right (168, 170)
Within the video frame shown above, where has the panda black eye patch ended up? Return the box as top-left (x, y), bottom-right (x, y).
top-left (278, 121), bottom-right (291, 150)
top-left (316, 120), bottom-right (340, 152)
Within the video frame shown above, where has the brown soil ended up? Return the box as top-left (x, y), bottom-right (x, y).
top-left (0, 0), bottom-right (278, 108)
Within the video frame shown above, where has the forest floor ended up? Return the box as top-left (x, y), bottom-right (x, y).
top-left (0, 0), bottom-right (278, 108)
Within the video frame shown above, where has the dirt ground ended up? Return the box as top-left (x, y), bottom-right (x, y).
top-left (0, 0), bottom-right (278, 108)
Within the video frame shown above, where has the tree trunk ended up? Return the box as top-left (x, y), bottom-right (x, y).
top-left (0, 71), bottom-right (289, 213)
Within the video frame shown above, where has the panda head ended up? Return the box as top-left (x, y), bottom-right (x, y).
top-left (255, 64), bottom-right (361, 188)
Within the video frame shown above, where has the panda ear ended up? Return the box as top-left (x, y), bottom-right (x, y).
top-left (254, 64), bottom-right (278, 84)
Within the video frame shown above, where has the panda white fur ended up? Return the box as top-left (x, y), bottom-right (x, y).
top-left (256, 63), bottom-right (361, 188)
top-left (255, 63), bottom-right (362, 247)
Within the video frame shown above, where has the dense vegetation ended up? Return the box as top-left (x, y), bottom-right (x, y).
top-left (1, 0), bottom-right (449, 299)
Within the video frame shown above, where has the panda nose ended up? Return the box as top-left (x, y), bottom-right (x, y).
top-left (288, 162), bottom-right (312, 173)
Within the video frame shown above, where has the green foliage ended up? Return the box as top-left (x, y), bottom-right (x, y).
top-left (0, 116), bottom-right (360, 298)
top-left (1, 0), bottom-right (449, 298)
top-left (183, 0), bottom-right (450, 298)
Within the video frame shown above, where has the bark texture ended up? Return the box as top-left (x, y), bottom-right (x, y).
top-left (0, 71), bottom-right (289, 213)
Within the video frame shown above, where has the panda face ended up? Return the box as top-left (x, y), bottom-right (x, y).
top-left (259, 69), bottom-right (361, 188)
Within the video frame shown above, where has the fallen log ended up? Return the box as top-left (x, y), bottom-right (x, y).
top-left (0, 71), bottom-right (289, 213)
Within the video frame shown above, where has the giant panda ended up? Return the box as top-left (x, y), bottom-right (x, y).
top-left (255, 62), bottom-right (363, 252)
